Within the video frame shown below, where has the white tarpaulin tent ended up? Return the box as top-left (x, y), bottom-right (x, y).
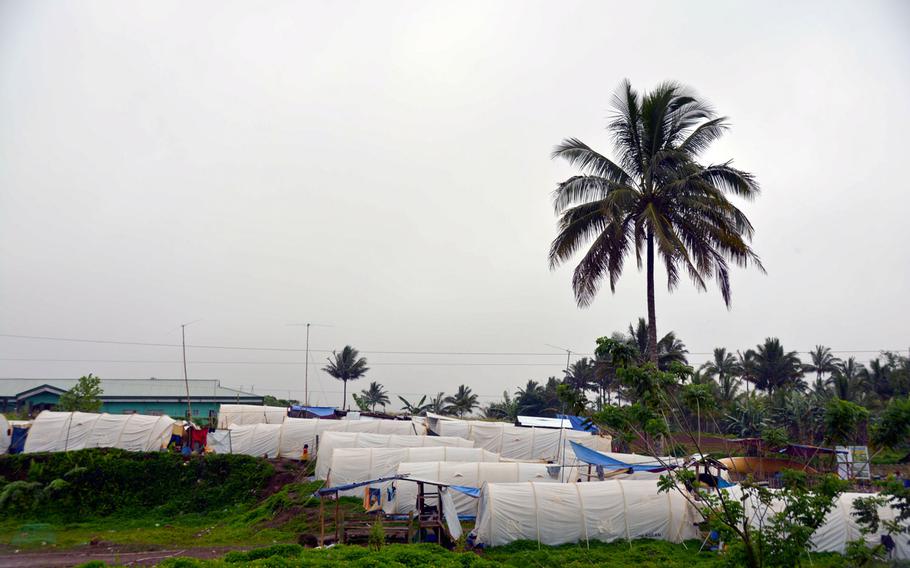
top-left (315, 431), bottom-right (474, 479)
top-left (224, 423), bottom-right (283, 458)
top-left (427, 415), bottom-right (611, 461)
top-left (217, 404), bottom-right (288, 428)
top-left (327, 447), bottom-right (501, 495)
top-left (0, 415), bottom-right (10, 455)
top-left (388, 461), bottom-right (564, 517)
top-left (277, 418), bottom-right (423, 460)
top-left (727, 487), bottom-right (909, 560)
top-left (23, 411), bottom-right (174, 454)
top-left (473, 480), bottom-right (698, 547)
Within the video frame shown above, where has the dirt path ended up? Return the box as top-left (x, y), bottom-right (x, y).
top-left (0, 546), bottom-right (245, 567)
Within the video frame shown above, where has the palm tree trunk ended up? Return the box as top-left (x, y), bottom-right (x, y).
top-left (342, 381), bottom-right (347, 410)
top-left (646, 230), bottom-right (658, 365)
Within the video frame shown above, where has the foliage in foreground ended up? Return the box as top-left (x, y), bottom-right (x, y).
top-left (135, 539), bottom-right (856, 568)
top-left (0, 449), bottom-right (273, 521)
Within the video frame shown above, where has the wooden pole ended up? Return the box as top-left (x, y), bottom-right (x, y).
top-left (334, 497), bottom-right (340, 543)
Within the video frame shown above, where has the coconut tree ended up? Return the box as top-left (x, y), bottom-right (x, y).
top-left (747, 338), bottom-right (803, 395)
top-left (624, 318), bottom-right (688, 370)
top-left (322, 345), bottom-right (369, 409)
top-left (427, 392), bottom-right (449, 415)
top-left (565, 357), bottom-right (596, 394)
top-left (444, 385), bottom-right (479, 417)
top-left (805, 345), bottom-right (841, 393)
top-left (701, 347), bottom-right (742, 405)
top-left (549, 80), bottom-right (764, 364)
top-left (831, 357), bottom-right (865, 402)
top-left (359, 381), bottom-right (390, 412)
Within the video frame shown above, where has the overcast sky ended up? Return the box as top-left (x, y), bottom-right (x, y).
top-left (1, 0), bottom-right (908, 409)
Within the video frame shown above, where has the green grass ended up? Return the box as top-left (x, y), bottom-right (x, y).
top-left (127, 540), bottom-right (850, 568)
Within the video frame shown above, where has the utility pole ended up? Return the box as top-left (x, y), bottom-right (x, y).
top-left (546, 343), bottom-right (574, 482)
top-left (287, 322), bottom-right (334, 408)
top-left (305, 323), bottom-right (310, 407)
top-left (179, 320), bottom-right (201, 421)
top-left (181, 324), bottom-right (192, 420)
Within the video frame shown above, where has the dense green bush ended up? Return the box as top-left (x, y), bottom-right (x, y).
top-left (0, 449), bottom-right (273, 521)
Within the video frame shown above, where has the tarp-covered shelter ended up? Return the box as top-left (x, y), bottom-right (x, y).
top-left (0, 415), bottom-right (9, 454)
top-left (217, 404), bottom-right (288, 428)
top-left (327, 447), bottom-right (501, 495)
top-left (23, 411), bottom-right (174, 453)
top-left (207, 417), bottom-right (426, 460)
top-left (222, 423), bottom-right (282, 458)
top-left (388, 461), bottom-right (563, 517)
top-left (426, 414), bottom-right (611, 461)
top-left (724, 486), bottom-right (909, 559)
top-left (315, 431), bottom-right (474, 479)
top-left (473, 480), bottom-right (698, 547)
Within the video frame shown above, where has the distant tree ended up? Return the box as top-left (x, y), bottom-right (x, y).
top-left (564, 357), bottom-right (595, 393)
top-left (623, 318), bottom-right (688, 370)
top-left (262, 395), bottom-right (299, 407)
top-left (322, 346), bottom-right (369, 410)
top-left (398, 395), bottom-right (431, 415)
top-left (427, 392), bottom-right (448, 415)
top-left (444, 385), bottom-right (479, 417)
top-left (57, 374), bottom-right (103, 413)
top-left (863, 357), bottom-right (894, 402)
top-left (723, 392), bottom-right (767, 438)
top-left (871, 397), bottom-right (910, 449)
top-left (701, 347), bottom-right (741, 404)
top-left (747, 338), bottom-right (803, 395)
top-left (484, 391), bottom-right (518, 421)
top-left (548, 80), bottom-right (763, 364)
top-left (831, 357), bottom-right (865, 402)
top-left (358, 381), bottom-right (390, 412)
top-left (823, 398), bottom-right (869, 446)
top-left (805, 345), bottom-right (841, 392)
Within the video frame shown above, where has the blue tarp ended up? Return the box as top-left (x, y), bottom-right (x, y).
top-left (570, 441), bottom-right (670, 472)
top-left (290, 406), bottom-right (336, 417)
top-left (450, 485), bottom-right (481, 498)
top-left (556, 414), bottom-right (598, 433)
top-left (9, 426), bottom-right (28, 454)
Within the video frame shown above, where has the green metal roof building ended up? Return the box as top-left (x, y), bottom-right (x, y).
top-left (0, 378), bottom-right (263, 419)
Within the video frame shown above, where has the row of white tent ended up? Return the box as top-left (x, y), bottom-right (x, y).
top-left (470, 480), bottom-right (909, 557)
top-left (424, 414), bottom-right (612, 461)
top-left (209, 418), bottom-right (425, 459)
top-left (7, 411), bottom-right (175, 454)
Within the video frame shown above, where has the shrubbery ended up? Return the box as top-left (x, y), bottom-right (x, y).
top-left (0, 449), bottom-right (273, 521)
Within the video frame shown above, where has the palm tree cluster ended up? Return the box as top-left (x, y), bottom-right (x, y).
top-left (396, 385), bottom-right (481, 417)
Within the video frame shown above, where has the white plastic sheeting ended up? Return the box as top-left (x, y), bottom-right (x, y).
top-left (224, 423), bottom-right (283, 458)
top-left (725, 487), bottom-right (910, 560)
top-left (277, 418), bottom-right (423, 460)
top-left (428, 416), bottom-right (611, 461)
top-left (217, 404), bottom-right (288, 428)
top-left (387, 461), bottom-right (563, 517)
top-left (473, 480), bottom-right (698, 547)
top-left (327, 447), bottom-right (501, 496)
top-left (0, 415), bottom-right (10, 455)
top-left (315, 431), bottom-right (474, 479)
top-left (23, 411), bottom-right (174, 454)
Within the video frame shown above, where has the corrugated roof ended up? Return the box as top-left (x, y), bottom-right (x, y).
top-left (0, 378), bottom-right (259, 399)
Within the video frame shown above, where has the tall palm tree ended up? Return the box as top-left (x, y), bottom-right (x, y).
top-left (565, 357), bottom-right (596, 393)
top-left (831, 357), bottom-right (865, 401)
top-left (625, 318), bottom-right (688, 370)
top-left (748, 338), bottom-right (803, 395)
top-left (444, 385), bottom-right (479, 417)
top-left (862, 358), bottom-right (894, 402)
top-left (805, 345), bottom-right (841, 392)
top-left (322, 345), bottom-right (369, 409)
top-left (359, 381), bottom-right (390, 412)
top-left (736, 349), bottom-right (756, 395)
top-left (549, 80), bottom-right (764, 364)
top-left (701, 347), bottom-right (742, 404)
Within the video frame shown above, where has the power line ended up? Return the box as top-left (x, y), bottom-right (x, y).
top-left (0, 333), bottom-right (903, 357)
top-left (0, 358), bottom-right (568, 367)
